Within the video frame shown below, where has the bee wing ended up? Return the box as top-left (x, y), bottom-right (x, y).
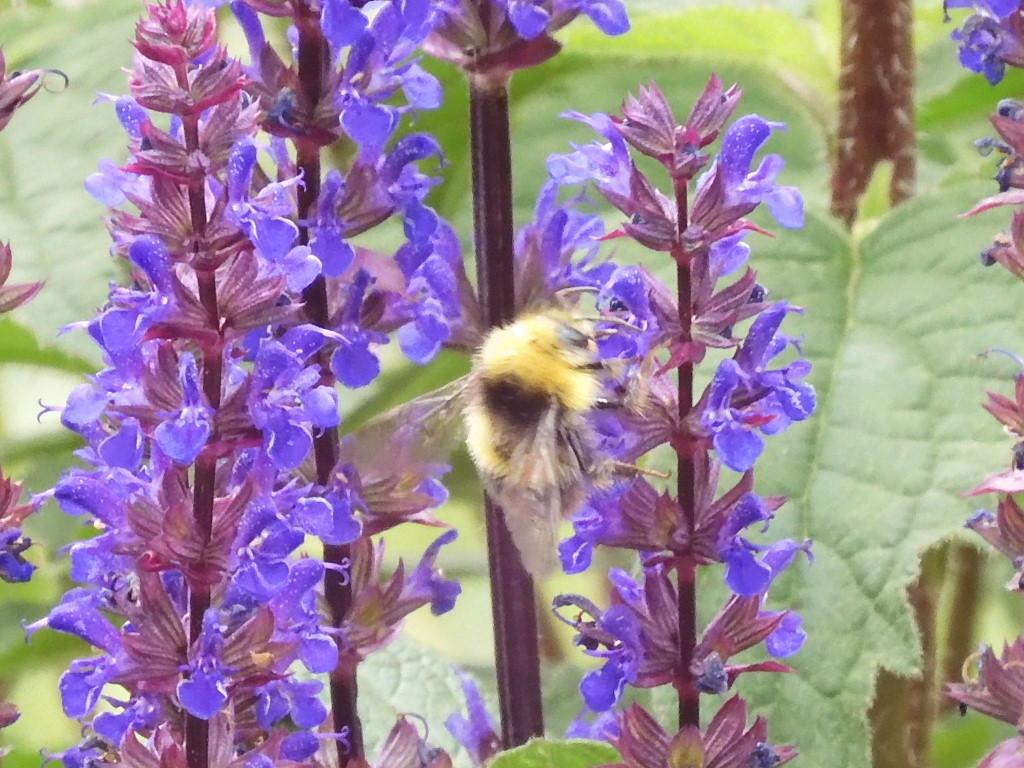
top-left (488, 405), bottom-right (581, 577)
top-left (489, 484), bottom-right (564, 576)
top-left (341, 376), bottom-right (469, 474)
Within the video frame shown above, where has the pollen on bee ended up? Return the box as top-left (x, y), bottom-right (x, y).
top-left (250, 650), bottom-right (276, 669)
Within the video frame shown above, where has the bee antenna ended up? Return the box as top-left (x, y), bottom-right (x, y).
top-left (578, 315), bottom-right (644, 333)
top-left (556, 285), bottom-right (600, 297)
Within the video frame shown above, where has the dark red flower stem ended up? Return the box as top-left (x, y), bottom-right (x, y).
top-left (178, 68), bottom-right (218, 768)
top-left (469, 73), bottom-right (544, 747)
top-left (831, 0), bottom-right (915, 224)
top-left (293, 9), bottom-right (364, 766)
top-left (672, 177), bottom-right (699, 730)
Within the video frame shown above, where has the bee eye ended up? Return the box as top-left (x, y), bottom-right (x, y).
top-left (557, 325), bottom-right (590, 349)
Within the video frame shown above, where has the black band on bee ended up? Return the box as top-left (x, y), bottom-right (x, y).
top-left (481, 377), bottom-right (551, 426)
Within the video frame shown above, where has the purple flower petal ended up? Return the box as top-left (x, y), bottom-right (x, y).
top-left (763, 538), bottom-right (813, 577)
top-left (98, 418), bottom-right (143, 470)
top-left (398, 321), bottom-right (443, 364)
top-left (303, 385), bottom-right (340, 428)
top-left (129, 235), bottom-right (173, 293)
top-left (583, 0), bottom-right (630, 35)
top-left (580, 657), bottom-right (627, 712)
top-left (280, 731), bottom-right (320, 762)
top-left (114, 96), bottom-right (148, 139)
top-left (289, 681), bottom-right (328, 729)
top-left (709, 233), bottom-right (751, 276)
top-left (713, 421), bottom-right (764, 472)
top-left (509, 0), bottom-right (551, 39)
top-left (331, 339), bottom-right (381, 388)
top-left (294, 497), bottom-right (334, 538)
top-left (280, 246), bottom-right (322, 292)
top-left (446, 671), bottom-right (499, 766)
top-left (766, 612), bottom-right (806, 657)
top-left (322, 0), bottom-right (368, 49)
top-left (266, 417), bottom-right (313, 470)
top-left (720, 115), bottom-right (773, 184)
top-left (402, 63), bottom-right (442, 110)
top-left (312, 232), bottom-right (355, 277)
top-left (62, 385), bottom-right (109, 431)
top-left (0, 530), bottom-right (34, 583)
top-left (256, 684), bottom-right (290, 729)
top-left (559, 534), bottom-right (593, 574)
top-left (300, 632), bottom-right (339, 674)
top-left (227, 140), bottom-right (258, 202)
top-left (341, 100), bottom-right (396, 149)
top-left (155, 407), bottom-right (212, 465)
top-left (251, 216), bottom-right (299, 262)
top-left (765, 185), bottom-right (805, 228)
top-left (724, 546), bottom-right (772, 596)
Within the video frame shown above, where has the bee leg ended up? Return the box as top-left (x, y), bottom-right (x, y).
top-left (594, 397), bottom-right (624, 410)
top-left (608, 460), bottom-right (670, 480)
top-left (566, 429), bottom-right (595, 473)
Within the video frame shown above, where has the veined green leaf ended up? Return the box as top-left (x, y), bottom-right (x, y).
top-left (489, 739), bottom-right (619, 768)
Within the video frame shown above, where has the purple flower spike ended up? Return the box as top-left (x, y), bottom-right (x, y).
top-left (543, 81), bottom-right (813, 740)
top-left (31, 1), bottom-right (470, 758)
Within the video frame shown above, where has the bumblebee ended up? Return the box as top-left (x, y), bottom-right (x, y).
top-left (463, 311), bottom-right (615, 574)
top-left (349, 307), bottom-right (648, 576)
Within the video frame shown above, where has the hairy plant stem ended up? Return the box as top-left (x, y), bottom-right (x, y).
top-left (831, 0), bottom-right (915, 223)
top-left (941, 544), bottom-right (983, 713)
top-left (180, 88), bottom-right (217, 768)
top-left (673, 178), bottom-right (699, 729)
top-left (294, 9), bottom-right (363, 765)
top-left (870, 548), bottom-right (943, 768)
top-left (469, 73), bottom-right (544, 746)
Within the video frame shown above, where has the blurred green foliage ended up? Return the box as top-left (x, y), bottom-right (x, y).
top-left (1, 0), bottom-right (1024, 766)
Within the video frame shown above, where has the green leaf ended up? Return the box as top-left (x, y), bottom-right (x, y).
top-left (720, 182), bottom-right (1024, 768)
top-left (489, 740), bottom-right (619, 768)
top-left (358, 635), bottom-right (474, 764)
top-left (560, 7), bottom-right (836, 100)
top-left (0, 318), bottom-right (91, 372)
top-left (0, 0), bottom-right (138, 362)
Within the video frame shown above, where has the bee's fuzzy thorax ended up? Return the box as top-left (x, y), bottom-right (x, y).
top-left (476, 313), bottom-right (600, 413)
